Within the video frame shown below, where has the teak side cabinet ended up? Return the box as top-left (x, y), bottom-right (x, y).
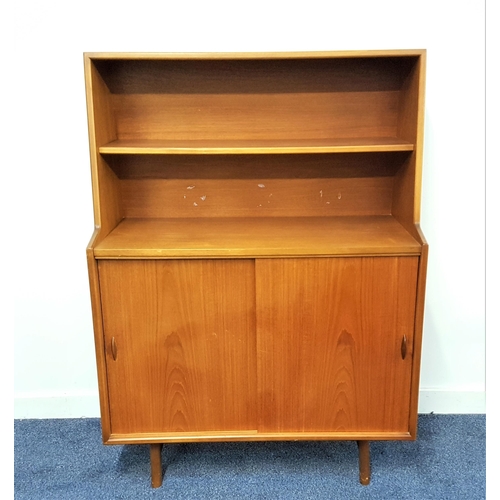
top-left (84, 50), bottom-right (427, 487)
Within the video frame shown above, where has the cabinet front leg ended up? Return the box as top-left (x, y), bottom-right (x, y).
top-left (150, 443), bottom-right (163, 488)
top-left (357, 440), bottom-right (370, 485)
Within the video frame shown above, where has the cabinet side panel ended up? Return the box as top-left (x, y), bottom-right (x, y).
top-left (256, 257), bottom-right (419, 435)
top-left (86, 243), bottom-right (112, 441)
top-left (85, 56), bottom-right (122, 240)
top-left (393, 53), bottom-right (426, 232)
top-left (97, 157), bottom-right (122, 237)
top-left (98, 259), bottom-right (257, 435)
top-left (408, 243), bottom-right (428, 437)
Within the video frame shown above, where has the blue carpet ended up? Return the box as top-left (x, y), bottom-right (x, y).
top-left (14, 414), bottom-right (485, 499)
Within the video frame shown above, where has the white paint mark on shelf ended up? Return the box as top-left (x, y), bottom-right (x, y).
top-left (326, 201), bottom-right (331, 205)
top-left (338, 192), bottom-right (342, 200)
top-left (200, 195), bottom-right (207, 201)
top-left (258, 183), bottom-right (266, 188)
top-left (187, 185), bottom-right (196, 190)
top-left (320, 190), bottom-right (323, 198)
top-left (193, 202), bottom-right (198, 207)
top-left (183, 195), bottom-right (187, 199)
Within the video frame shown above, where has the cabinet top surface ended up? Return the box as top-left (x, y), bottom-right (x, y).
top-left (84, 50), bottom-right (426, 61)
top-left (92, 216), bottom-right (422, 259)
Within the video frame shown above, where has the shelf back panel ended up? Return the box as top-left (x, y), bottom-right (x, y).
top-left (111, 91), bottom-right (399, 142)
top-left (93, 57), bottom-right (414, 94)
top-left (107, 152), bottom-right (409, 179)
top-left (121, 177), bottom-right (393, 218)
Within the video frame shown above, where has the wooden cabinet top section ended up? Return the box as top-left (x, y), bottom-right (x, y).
top-left (85, 50), bottom-right (426, 258)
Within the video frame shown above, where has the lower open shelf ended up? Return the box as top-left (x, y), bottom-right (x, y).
top-left (93, 215), bottom-right (421, 259)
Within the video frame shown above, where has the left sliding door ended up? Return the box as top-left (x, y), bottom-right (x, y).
top-left (98, 259), bottom-right (257, 436)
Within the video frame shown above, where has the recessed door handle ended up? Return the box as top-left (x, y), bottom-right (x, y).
top-left (401, 335), bottom-right (407, 360)
top-left (111, 337), bottom-right (117, 361)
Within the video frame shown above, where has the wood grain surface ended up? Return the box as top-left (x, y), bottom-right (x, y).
top-left (120, 177), bottom-right (394, 218)
top-left (93, 216), bottom-right (421, 259)
top-left (98, 259), bottom-right (257, 434)
top-left (256, 257), bottom-right (419, 433)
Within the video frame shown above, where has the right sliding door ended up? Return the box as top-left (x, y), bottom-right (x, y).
top-left (256, 257), bottom-right (419, 435)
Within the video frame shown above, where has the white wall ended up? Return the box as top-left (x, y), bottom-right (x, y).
top-left (8, 0), bottom-right (486, 418)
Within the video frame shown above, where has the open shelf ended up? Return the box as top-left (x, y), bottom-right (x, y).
top-left (93, 215), bottom-right (421, 259)
top-left (99, 138), bottom-right (414, 155)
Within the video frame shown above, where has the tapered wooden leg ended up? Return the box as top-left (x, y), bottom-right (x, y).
top-left (150, 443), bottom-right (163, 488)
top-left (357, 440), bottom-right (370, 485)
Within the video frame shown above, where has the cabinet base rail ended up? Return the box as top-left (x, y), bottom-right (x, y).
top-left (148, 440), bottom-right (371, 488)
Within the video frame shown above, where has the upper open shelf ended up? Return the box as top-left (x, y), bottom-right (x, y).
top-left (90, 54), bottom-right (422, 151)
top-left (99, 137), bottom-right (414, 155)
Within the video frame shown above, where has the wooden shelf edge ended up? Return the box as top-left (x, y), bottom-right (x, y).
top-left (92, 216), bottom-right (423, 260)
top-left (106, 431), bottom-right (413, 445)
top-left (99, 140), bottom-right (414, 156)
top-left (86, 227), bottom-right (101, 254)
top-left (85, 50), bottom-right (426, 61)
top-left (94, 250), bottom-right (422, 259)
